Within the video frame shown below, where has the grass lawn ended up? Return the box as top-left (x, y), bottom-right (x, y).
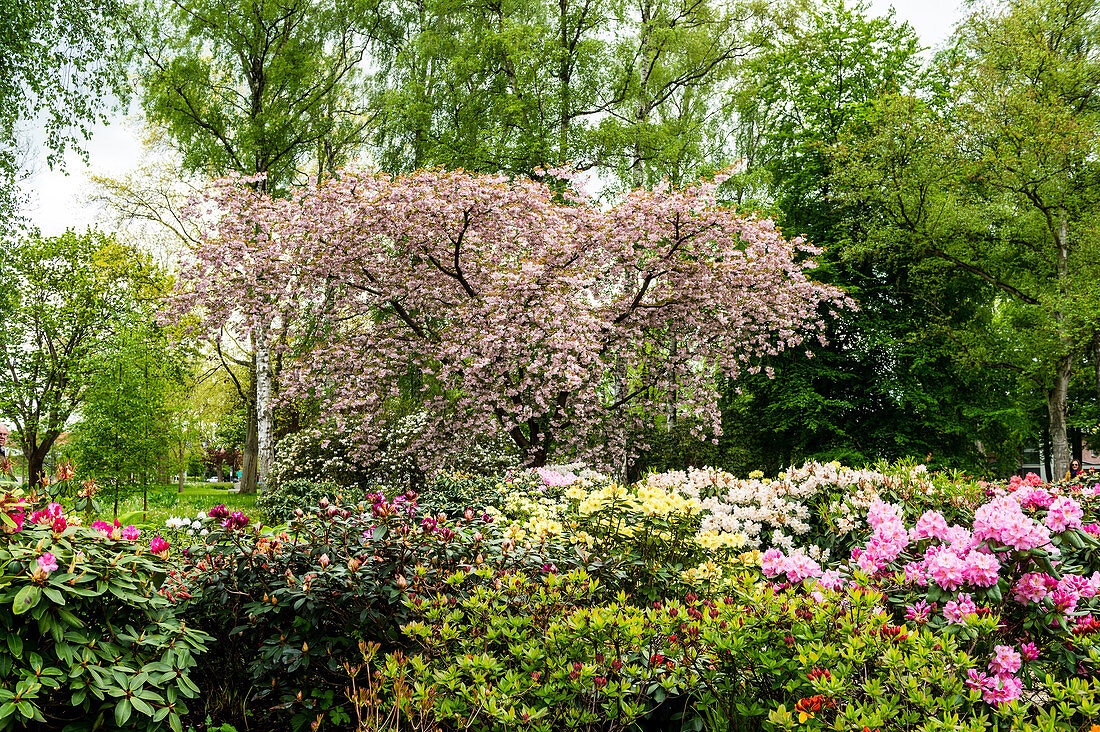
top-left (106, 482), bottom-right (259, 530)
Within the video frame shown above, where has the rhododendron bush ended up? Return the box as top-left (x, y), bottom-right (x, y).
top-left (0, 489), bottom-right (208, 732)
top-left (173, 169), bottom-right (850, 470)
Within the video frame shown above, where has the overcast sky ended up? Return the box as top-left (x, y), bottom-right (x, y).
top-left (21, 0), bottom-right (966, 236)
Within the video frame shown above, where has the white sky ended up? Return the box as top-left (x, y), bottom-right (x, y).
top-left (21, 0), bottom-right (966, 236)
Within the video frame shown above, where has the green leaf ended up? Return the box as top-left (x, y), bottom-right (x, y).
top-left (5, 634), bottom-right (21, 658)
top-left (114, 698), bottom-right (132, 727)
top-left (12, 586), bottom-right (40, 615)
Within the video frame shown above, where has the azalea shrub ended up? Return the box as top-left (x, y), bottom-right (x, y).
top-left (349, 570), bottom-right (1100, 732)
top-left (0, 490), bottom-right (209, 732)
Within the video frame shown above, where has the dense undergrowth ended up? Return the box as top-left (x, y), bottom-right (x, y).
top-left (3, 461), bottom-right (1100, 730)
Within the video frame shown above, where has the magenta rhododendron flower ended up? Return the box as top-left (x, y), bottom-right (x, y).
top-left (209, 504), bottom-right (231, 519)
top-left (120, 525), bottom-right (140, 540)
top-left (149, 536), bottom-right (170, 554)
top-left (222, 511), bottom-right (250, 530)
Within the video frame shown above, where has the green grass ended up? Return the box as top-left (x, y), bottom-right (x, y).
top-left (103, 483), bottom-right (259, 530)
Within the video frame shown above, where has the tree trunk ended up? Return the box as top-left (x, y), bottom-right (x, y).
top-left (1042, 424), bottom-right (1053, 483)
top-left (255, 326), bottom-right (275, 493)
top-left (240, 405), bottom-right (259, 494)
top-left (666, 333), bottom-right (678, 430)
top-left (1047, 353), bottom-right (1073, 482)
top-left (1048, 212), bottom-right (1072, 482)
top-left (23, 438), bottom-right (52, 490)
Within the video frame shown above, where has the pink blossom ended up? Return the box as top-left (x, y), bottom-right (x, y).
top-left (817, 570), bottom-right (844, 591)
top-left (760, 548), bottom-right (785, 578)
top-left (120, 525), bottom-right (140, 540)
top-left (911, 510), bottom-right (950, 542)
top-left (943, 593), bottom-right (977, 624)
top-left (781, 551), bottom-right (822, 583)
top-left (926, 546), bottom-right (966, 591)
top-left (149, 536), bottom-right (170, 554)
top-left (973, 496), bottom-right (1051, 551)
top-left (989, 645), bottom-right (1021, 675)
top-left (904, 561), bottom-right (928, 585)
top-left (171, 169), bottom-right (850, 471)
top-left (1020, 642), bottom-right (1039, 661)
top-left (961, 550), bottom-right (1000, 588)
top-left (1012, 572), bottom-right (1054, 604)
top-left (37, 552), bottom-right (58, 574)
top-left (905, 600), bottom-right (935, 623)
top-left (1044, 496), bottom-right (1083, 533)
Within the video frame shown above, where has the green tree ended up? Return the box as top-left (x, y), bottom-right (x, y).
top-left (831, 0), bottom-right (1100, 479)
top-left (72, 326), bottom-right (179, 516)
top-left (0, 0), bottom-right (131, 224)
top-left (0, 230), bottom-right (165, 487)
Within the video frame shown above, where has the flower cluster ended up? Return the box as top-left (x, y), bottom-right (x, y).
top-left (28, 502), bottom-right (71, 533)
top-left (91, 519), bottom-right (140, 540)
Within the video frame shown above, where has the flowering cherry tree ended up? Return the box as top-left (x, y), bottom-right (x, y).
top-left (172, 168), bottom-right (851, 471)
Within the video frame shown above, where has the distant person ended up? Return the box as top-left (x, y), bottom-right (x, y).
top-left (1065, 459), bottom-right (1082, 480)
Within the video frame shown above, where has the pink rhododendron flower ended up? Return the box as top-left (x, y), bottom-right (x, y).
top-left (904, 561), bottom-right (928, 586)
top-left (962, 550), bottom-right (1000, 588)
top-left (120, 525), bottom-right (140, 540)
top-left (1020, 642), bottom-right (1039, 661)
top-left (911, 510), bottom-right (950, 542)
top-left (943, 593), bottom-right (977, 624)
top-left (1044, 495), bottom-right (1083, 533)
top-left (149, 536), bottom-right (170, 555)
top-left (781, 551), bottom-right (822, 583)
top-left (760, 548), bottom-right (785, 578)
top-left (989, 645), bottom-right (1021, 675)
top-left (1012, 572), bottom-right (1054, 604)
top-left (905, 600), bottom-right (935, 624)
top-left (973, 496), bottom-right (1051, 551)
top-left (817, 570), bottom-right (844, 591)
top-left (536, 467), bottom-right (578, 487)
top-left (37, 552), bottom-right (58, 573)
top-left (926, 546), bottom-right (966, 591)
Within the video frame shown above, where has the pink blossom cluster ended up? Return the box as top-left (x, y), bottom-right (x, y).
top-left (761, 547), bottom-right (823, 584)
top-left (174, 168), bottom-right (851, 471)
top-left (536, 467), bottom-right (579, 487)
top-left (856, 500), bottom-right (908, 573)
top-left (972, 497), bottom-right (1051, 551)
top-left (966, 645), bottom-right (1024, 706)
top-left (1044, 495), bottom-right (1084, 533)
top-left (943, 592), bottom-right (978, 623)
top-left (91, 519), bottom-right (140, 540)
top-left (29, 503), bottom-right (68, 533)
